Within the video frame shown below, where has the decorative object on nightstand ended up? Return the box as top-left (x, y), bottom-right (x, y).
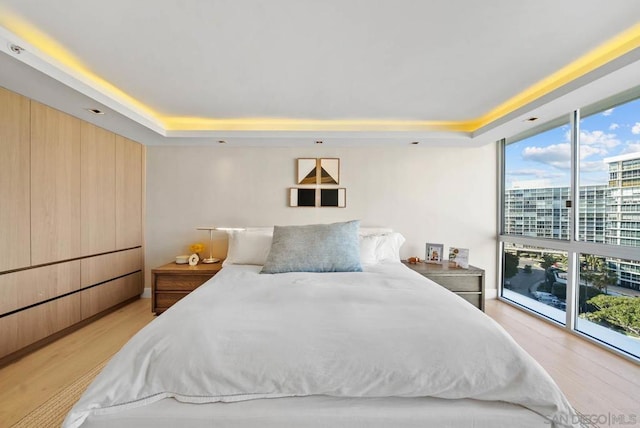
top-left (403, 261), bottom-right (485, 311)
top-left (188, 253), bottom-right (199, 266)
top-left (175, 255), bottom-right (189, 264)
top-left (196, 227), bottom-right (220, 263)
top-left (448, 247), bottom-right (469, 268)
top-left (151, 262), bottom-right (223, 314)
top-left (189, 242), bottom-right (204, 259)
top-left (425, 243), bottom-right (444, 263)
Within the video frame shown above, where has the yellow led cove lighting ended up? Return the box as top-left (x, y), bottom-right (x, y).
top-left (473, 21), bottom-right (640, 131)
top-left (1, 10), bottom-right (639, 134)
top-left (0, 10), bottom-right (160, 123)
top-left (161, 117), bottom-right (471, 132)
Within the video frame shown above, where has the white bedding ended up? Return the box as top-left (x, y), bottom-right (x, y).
top-left (64, 264), bottom-right (578, 428)
top-left (82, 396), bottom-right (553, 428)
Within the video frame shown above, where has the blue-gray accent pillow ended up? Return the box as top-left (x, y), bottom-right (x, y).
top-left (260, 220), bottom-right (363, 274)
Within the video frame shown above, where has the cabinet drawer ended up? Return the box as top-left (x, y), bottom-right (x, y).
top-left (81, 247), bottom-right (142, 288)
top-left (155, 274), bottom-right (214, 291)
top-left (80, 272), bottom-right (142, 319)
top-left (0, 260), bottom-right (81, 315)
top-left (428, 275), bottom-right (481, 293)
top-left (0, 293), bottom-right (81, 358)
top-left (456, 293), bottom-right (482, 309)
top-left (155, 292), bottom-right (190, 309)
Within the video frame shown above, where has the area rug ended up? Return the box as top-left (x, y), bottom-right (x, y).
top-left (11, 356), bottom-right (111, 428)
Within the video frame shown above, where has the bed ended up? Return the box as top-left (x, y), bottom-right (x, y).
top-left (63, 221), bottom-right (579, 428)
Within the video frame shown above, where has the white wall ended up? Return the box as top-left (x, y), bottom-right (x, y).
top-left (146, 144), bottom-right (499, 296)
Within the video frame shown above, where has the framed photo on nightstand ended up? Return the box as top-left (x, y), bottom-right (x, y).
top-left (448, 247), bottom-right (469, 268)
top-left (425, 243), bottom-right (444, 263)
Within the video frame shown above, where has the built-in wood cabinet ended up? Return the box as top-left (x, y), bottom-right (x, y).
top-left (116, 135), bottom-right (143, 249)
top-left (0, 86), bottom-right (145, 365)
top-left (0, 294), bottom-right (81, 358)
top-left (80, 247), bottom-right (143, 288)
top-left (0, 261), bottom-right (81, 315)
top-left (81, 122), bottom-right (116, 256)
top-left (81, 272), bottom-right (143, 320)
top-left (30, 101), bottom-right (82, 266)
top-left (0, 87), bottom-right (31, 272)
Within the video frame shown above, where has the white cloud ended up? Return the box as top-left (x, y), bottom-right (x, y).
top-left (632, 122), bottom-right (640, 135)
top-left (622, 141), bottom-right (640, 154)
top-left (522, 143), bottom-right (571, 169)
top-left (579, 161), bottom-right (608, 172)
top-left (522, 141), bottom-right (609, 170)
top-left (609, 123), bottom-right (619, 130)
top-left (602, 108), bottom-right (614, 116)
top-left (579, 130), bottom-right (620, 149)
top-left (506, 169), bottom-right (565, 179)
top-left (580, 145), bottom-right (608, 158)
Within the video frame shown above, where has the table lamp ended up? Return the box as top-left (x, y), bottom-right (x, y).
top-left (196, 227), bottom-right (220, 263)
top-left (196, 227), bottom-right (245, 263)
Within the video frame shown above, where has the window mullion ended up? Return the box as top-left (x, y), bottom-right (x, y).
top-left (566, 110), bottom-right (580, 329)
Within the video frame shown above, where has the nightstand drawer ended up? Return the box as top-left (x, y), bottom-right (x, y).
top-left (151, 262), bottom-right (223, 314)
top-left (155, 292), bottom-right (190, 308)
top-left (402, 261), bottom-right (485, 311)
top-left (429, 275), bottom-right (481, 293)
top-left (155, 274), bottom-right (214, 291)
top-left (457, 293), bottom-right (482, 308)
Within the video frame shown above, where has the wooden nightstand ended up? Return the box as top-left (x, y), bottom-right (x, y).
top-left (402, 261), bottom-right (485, 311)
top-left (151, 262), bottom-right (223, 314)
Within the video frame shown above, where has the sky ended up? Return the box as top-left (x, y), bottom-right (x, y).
top-left (505, 97), bottom-right (640, 189)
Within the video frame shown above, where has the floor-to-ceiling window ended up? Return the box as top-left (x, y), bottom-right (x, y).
top-left (499, 91), bottom-right (640, 360)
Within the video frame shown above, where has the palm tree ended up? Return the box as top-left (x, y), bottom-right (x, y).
top-left (581, 254), bottom-right (602, 288)
top-left (580, 254), bottom-right (604, 312)
top-left (592, 266), bottom-right (618, 295)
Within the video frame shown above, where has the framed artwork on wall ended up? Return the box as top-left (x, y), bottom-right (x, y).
top-left (289, 188), bottom-right (316, 207)
top-left (289, 188), bottom-right (346, 207)
top-left (319, 158), bottom-right (340, 184)
top-left (297, 158), bottom-right (318, 184)
top-left (320, 188), bottom-right (346, 207)
top-left (296, 158), bottom-right (340, 185)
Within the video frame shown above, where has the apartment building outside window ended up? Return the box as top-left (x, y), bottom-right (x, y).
top-left (499, 92), bottom-right (640, 360)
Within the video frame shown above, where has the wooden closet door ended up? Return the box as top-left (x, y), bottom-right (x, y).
top-left (30, 102), bottom-right (81, 265)
top-left (0, 87), bottom-right (30, 272)
top-left (115, 136), bottom-right (143, 249)
top-left (81, 122), bottom-right (116, 256)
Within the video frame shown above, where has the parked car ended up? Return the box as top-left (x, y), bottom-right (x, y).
top-left (533, 291), bottom-right (559, 306)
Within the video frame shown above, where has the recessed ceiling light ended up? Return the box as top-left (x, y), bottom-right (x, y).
top-left (525, 117), bottom-right (538, 122)
top-left (315, 140), bottom-right (323, 144)
top-left (9, 44), bottom-right (24, 55)
top-left (86, 108), bottom-right (104, 115)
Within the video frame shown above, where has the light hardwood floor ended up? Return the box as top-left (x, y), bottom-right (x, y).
top-left (486, 300), bottom-right (640, 420)
top-left (0, 298), bottom-right (154, 426)
top-left (0, 298), bottom-right (638, 427)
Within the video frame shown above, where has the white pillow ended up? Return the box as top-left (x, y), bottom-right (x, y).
top-left (223, 229), bottom-right (273, 266)
top-left (359, 232), bottom-right (405, 264)
top-left (359, 234), bottom-right (380, 265)
top-left (359, 227), bottom-right (393, 236)
top-left (375, 232), bottom-right (406, 263)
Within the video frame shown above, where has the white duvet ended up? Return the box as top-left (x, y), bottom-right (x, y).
top-left (64, 264), bottom-right (578, 428)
